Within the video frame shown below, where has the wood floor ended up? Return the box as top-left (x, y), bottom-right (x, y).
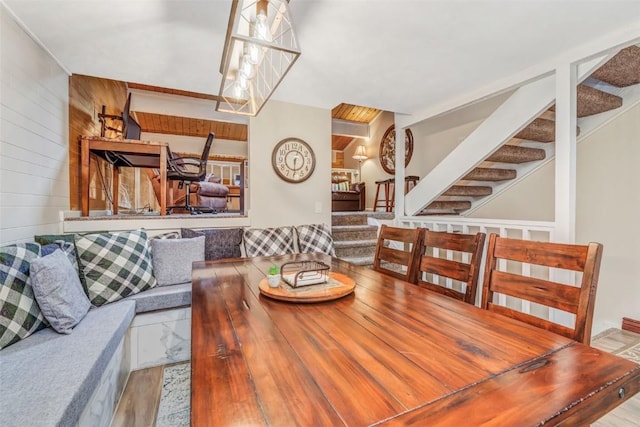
top-left (111, 328), bottom-right (640, 427)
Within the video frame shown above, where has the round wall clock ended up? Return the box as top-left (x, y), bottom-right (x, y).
top-left (271, 137), bottom-right (316, 183)
top-left (379, 125), bottom-right (414, 174)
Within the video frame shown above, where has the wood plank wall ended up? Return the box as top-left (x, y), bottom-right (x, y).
top-left (332, 151), bottom-right (344, 168)
top-left (69, 74), bottom-right (127, 211)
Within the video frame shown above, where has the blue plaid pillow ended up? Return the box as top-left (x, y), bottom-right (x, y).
top-left (0, 242), bottom-right (47, 349)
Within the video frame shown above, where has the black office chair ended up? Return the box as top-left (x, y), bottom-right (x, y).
top-left (166, 132), bottom-right (215, 214)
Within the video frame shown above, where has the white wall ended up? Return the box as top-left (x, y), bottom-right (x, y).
top-left (348, 110), bottom-right (480, 211)
top-left (470, 103), bottom-right (640, 331)
top-left (341, 111), bottom-right (395, 210)
top-left (249, 100), bottom-right (331, 228)
top-left (0, 6), bottom-right (69, 244)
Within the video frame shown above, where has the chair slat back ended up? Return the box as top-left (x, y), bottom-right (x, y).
top-left (415, 231), bottom-right (486, 304)
top-left (481, 234), bottom-right (603, 345)
top-left (373, 225), bottom-right (426, 282)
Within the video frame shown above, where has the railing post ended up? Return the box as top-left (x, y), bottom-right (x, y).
top-left (394, 113), bottom-right (406, 216)
top-left (554, 62), bottom-right (578, 244)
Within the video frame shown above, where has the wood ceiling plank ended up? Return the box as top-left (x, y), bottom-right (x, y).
top-left (127, 82), bottom-right (219, 101)
top-left (160, 114), bottom-right (170, 133)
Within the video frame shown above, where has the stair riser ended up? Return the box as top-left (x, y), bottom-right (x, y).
top-left (335, 245), bottom-right (376, 258)
top-left (333, 228), bottom-right (378, 241)
top-left (345, 259), bottom-right (374, 267)
top-left (331, 215), bottom-right (369, 226)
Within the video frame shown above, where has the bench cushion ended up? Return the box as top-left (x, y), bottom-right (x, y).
top-left (126, 283), bottom-right (191, 313)
top-left (0, 300), bottom-right (135, 427)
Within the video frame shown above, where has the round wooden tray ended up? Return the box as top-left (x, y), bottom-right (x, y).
top-left (259, 271), bottom-right (355, 303)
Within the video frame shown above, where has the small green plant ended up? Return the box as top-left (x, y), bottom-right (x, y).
top-left (268, 265), bottom-right (280, 275)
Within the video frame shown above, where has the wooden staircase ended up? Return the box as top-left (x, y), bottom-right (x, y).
top-left (417, 45), bottom-right (640, 216)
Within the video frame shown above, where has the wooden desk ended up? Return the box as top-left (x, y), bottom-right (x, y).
top-left (191, 254), bottom-right (640, 426)
top-left (80, 136), bottom-right (167, 216)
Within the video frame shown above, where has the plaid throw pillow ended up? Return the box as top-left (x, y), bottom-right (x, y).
top-left (243, 227), bottom-right (295, 257)
top-left (1, 243), bottom-right (47, 350)
top-left (296, 224), bottom-right (335, 256)
top-left (75, 230), bottom-right (156, 306)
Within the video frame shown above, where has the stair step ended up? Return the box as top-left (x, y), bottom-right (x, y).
top-left (335, 244), bottom-right (377, 258)
top-left (591, 45), bottom-right (640, 88)
top-left (486, 145), bottom-right (545, 164)
top-left (463, 167), bottom-right (517, 182)
top-left (332, 224), bottom-right (378, 241)
top-left (577, 84), bottom-right (622, 117)
top-left (427, 200), bottom-right (472, 212)
top-left (331, 212), bottom-right (368, 226)
top-left (338, 255), bottom-right (374, 267)
top-left (331, 211), bottom-right (393, 226)
top-left (443, 185), bottom-right (493, 197)
top-left (548, 84), bottom-right (623, 118)
top-left (334, 239), bottom-right (378, 249)
top-left (515, 118), bottom-right (555, 142)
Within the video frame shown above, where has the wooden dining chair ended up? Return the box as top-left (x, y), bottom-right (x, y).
top-left (373, 225), bottom-right (426, 282)
top-left (415, 230), bottom-right (486, 305)
top-left (481, 234), bottom-right (603, 345)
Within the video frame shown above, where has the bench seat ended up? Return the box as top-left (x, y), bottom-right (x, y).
top-left (0, 300), bottom-right (136, 427)
top-left (126, 282), bottom-right (191, 313)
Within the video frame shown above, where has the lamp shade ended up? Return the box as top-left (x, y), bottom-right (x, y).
top-left (352, 145), bottom-right (368, 161)
top-left (216, 0), bottom-right (301, 116)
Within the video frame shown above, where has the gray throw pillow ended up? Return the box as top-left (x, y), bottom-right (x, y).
top-left (29, 249), bottom-right (91, 334)
top-left (151, 236), bottom-right (205, 286)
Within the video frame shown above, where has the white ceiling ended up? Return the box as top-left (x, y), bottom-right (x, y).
top-left (4, 0), bottom-right (640, 116)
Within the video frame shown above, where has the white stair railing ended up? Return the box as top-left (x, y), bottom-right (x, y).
top-left (404, 53), bottom-right (613, 217)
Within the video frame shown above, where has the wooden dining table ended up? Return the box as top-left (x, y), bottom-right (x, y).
top-left (191, 253), bottom-right (640, 426)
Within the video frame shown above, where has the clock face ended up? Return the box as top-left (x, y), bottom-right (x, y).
top-left (379, 125), bottom-right (414, 174)
top-left (271, 138), bottom-right (316, 183)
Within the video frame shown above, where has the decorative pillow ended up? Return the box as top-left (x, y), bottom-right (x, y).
top-left (29, 249), bottom-right (91, 334)
top-left (296, 224), bottom-right (336, 256)
top-left (75, 229), bottom-right (156, 306)
top-left (0, 243), bottom-right (47, 350)
top-left (36, 233), bottom-right (88, 286)
top-left (153, 231), bottom-right (181, 240)
top-left (182, 228), bottom-right (243, 260)
top-left (41, 241), bottom-right (80, 276)
top-left (34, 234), bottom-right (76, 246)
top-left (151, 236), bottom-right (205, 286)
top-left (243, 227), bottom-right (295, 257)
